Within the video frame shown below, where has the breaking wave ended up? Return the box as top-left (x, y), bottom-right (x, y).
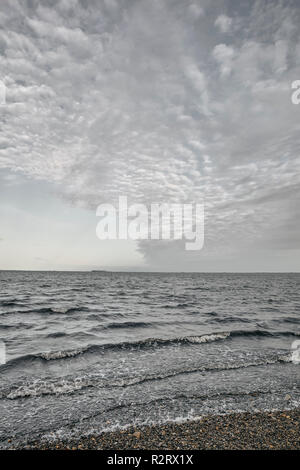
top-left (2, 354), bottom-right (290, 400)
top-left (2, 329), bottom-right (299, 372)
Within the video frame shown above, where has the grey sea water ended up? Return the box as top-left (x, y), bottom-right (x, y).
top-left (0, 271), bottom-right (299, 448)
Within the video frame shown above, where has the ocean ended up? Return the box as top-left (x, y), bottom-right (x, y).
top-left (0, 271), bottom-right (299, 448)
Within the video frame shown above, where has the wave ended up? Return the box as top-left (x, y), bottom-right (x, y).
top-left (0, 300), bottom-right (19, 307)
top-left (40, 347), bottom-right (89, 360)
top-left (272, 317), bottom-right (300, 325)
top-left (0, 332), bottom-right (230, 369)
top-left (0, 323), bottom-right (33, 330)
top-left (45, 332), bottom-right (67, 338)
top-left (38, 306), bottom-right (90, 315)
top-left (208, 316), bottom-right (252, 324)
top-left (3, 377), bottom-right (95, 399)
top-left (2, 329), bottom-right (299, 371)
top-left (42, 331), bottom-right (230, 356)
top-left (105, 355), bottom-right (289, 390)
top-left (0, 306), bottom-right (90, 316)
top-left (230, 329), bottom-right (299, 338)
top-left (187, 286), bottom-right (210, 291)
top-left (161, 302), bottom-right (195, 309)
top-left (2, 354), bottom-right (291, 400)
top-left (104, 321), bottom-right (151, 329)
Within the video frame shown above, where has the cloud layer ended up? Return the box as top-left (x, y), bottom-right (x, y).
top-left (1, 0), bottom-right (300, 269)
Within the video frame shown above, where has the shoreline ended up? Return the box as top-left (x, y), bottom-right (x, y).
top-left (9, 409), bottom-right (300, 450)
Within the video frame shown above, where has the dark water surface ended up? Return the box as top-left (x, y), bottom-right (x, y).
top-left (0, 271), bottom-right (299, 447)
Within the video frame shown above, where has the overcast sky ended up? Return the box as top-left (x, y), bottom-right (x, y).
top-left (0, 0), bottom-right (300, 271)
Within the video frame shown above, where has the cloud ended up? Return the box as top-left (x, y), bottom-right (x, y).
top-left (214, 14), bottom-right (232, 33)
top-left (213, 43), bottom-right (235, 77)
top-left (0, 0), bottom-right (300, 270)
top-left (187, 3), bottom-right (204, 20)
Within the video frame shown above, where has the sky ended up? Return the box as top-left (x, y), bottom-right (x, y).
top-left (0, 0), bottom-right (300, 271)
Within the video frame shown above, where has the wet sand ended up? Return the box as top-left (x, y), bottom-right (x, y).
top-left (9, 409), bottom-right (300, 450)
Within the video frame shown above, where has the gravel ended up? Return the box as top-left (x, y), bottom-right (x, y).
top-left (7, 409), bottom-right (300, 450)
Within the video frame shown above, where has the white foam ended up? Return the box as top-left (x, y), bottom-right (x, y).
top-left (188, 332), bottom-right (230, 343)
top-left (6, 376), bottom-right (95, 399)
top-left (40, 347), bottom-right (87, 360)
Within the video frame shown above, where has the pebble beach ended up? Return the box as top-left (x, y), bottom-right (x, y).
top-left (8, 409), bottom-right (300, 450)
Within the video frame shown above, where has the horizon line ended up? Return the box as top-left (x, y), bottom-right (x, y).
top-left (0, 269), bottom-right (300, 274)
